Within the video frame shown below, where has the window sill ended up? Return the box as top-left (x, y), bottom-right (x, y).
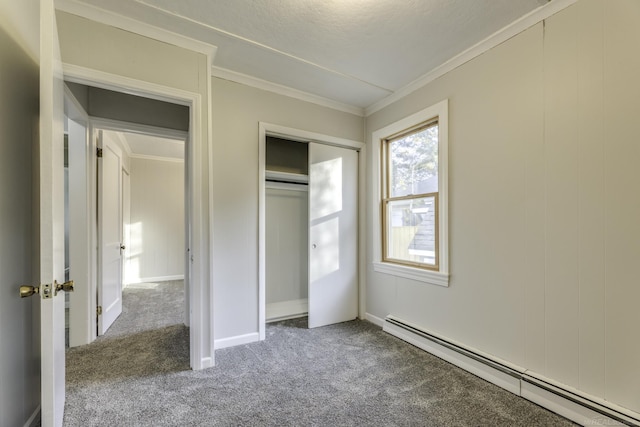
top-left (373, 262), bottom-right (449, 287)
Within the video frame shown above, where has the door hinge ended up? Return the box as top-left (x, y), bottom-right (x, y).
top-left (97, 148), bottom-right (103, 158)
top-left (97, 305), bottom-right (103, 316)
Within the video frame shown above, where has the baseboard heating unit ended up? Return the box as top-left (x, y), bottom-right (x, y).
top-left (383, 316), bottom-right (640, 427)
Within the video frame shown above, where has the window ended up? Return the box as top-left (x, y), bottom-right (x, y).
top-left (372, 100), bottom-right (449, 286)
top-left (382, 121), bottom-right (439, 269)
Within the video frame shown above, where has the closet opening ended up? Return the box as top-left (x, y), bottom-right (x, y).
top-left (265, 136), bottom-right (310, 322)
top-left (259, 123), bottom-right (363, 339)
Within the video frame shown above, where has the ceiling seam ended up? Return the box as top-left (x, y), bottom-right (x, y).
top-left (134, 0), bottom-right (394, 94)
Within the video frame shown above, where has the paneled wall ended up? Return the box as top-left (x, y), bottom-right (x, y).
top-left (128, 157), bottom-right (184, 283)
top-left (365, 0), bottom-right (640, 414)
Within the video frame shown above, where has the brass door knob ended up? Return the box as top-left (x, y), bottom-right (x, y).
top-left (55, 280), bottom-right (74, 295)
top-left (19, 285), bottom-right (40, 298)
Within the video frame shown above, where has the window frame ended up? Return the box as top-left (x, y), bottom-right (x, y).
top-left (381, 119), bottom-right (440, 270)
top-left (372, 99), bottom-right (449, 287)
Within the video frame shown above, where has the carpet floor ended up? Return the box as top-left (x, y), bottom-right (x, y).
top-left (64, 283), bottom-right (575, 426)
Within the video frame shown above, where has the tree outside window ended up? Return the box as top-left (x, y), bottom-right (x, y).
top-left (383, 121), bottom-right (439, 269)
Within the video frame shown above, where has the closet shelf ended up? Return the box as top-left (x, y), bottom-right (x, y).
top-left (265, 170), bottom-right (309, 184)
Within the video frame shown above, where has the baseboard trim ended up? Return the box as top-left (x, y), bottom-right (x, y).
top-left (266, 313), bottom-right (307, 323)
top-left (198, 356), bottom-right (214, 370)
top-left (383, 316), bottom-right (640, 427)
top-left (266, 299), bottom-right (308, 322)
top-left (125, 275), bottom-right (184, 285)
top-left (24, 405), bottom-right (40, 427)
top-left (384, 317), bottom-right (521, 395)
top-left (214, 332), bottom-right (260, 350)
top-left (521, 376), bottom-right (639, 427)
top-left (364, 312), bottom-right (385, 327)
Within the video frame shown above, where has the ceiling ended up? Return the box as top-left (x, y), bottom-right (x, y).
top-left (114, 131), bottom-right (185, 161)
top-left (59, 0), bottom-right (550, 113)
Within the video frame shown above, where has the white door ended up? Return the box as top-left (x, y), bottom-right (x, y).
top-left (40, 0), bottom-right (67, 425)
top-left (308, 143), bottom-right (358, 328)
top-left (122, 168), bottom-right (131, 286)
top-left (97, 131), bottom-right (124, 334)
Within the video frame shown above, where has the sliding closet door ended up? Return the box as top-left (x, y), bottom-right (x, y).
top-left (308, 143), bottom-right (358, 328)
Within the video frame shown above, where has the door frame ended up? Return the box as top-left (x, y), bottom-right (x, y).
top-left (257, 122), bottom-right (366, 340)
top-left (63, 64), bottom-right (208, 369)
top-left (64, 85), bottom-right (94, 348)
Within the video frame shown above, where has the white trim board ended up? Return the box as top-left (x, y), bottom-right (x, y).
top-left (383, 316), bottom-right (640, 427)
top-left (129, 153), bottom-right (184, 163)
top-left (125, 275), bottom-right (185, 285)
top-left (265, 170), bottom-right (309, 184)
top-left (64, 63), bottom-right (195, 107)
top-left (214, 333), bottom-right (260, 350)
top-left (87, 117), bottom-right (188, 141)
top-left (364, 312), bottom-right (384, 328)
top-left (64, 84), bottom-right (89, 122)
top-left (266, 299), bottom-right (308, 322)
top-left (211, 66), bottom-right (364, 117)
top-left (56, 0), bottom-right (217, 59)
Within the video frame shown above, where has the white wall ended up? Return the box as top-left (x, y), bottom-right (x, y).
top-left (211, 77), bottom-right (363, 342)
top-left (128, 157), bottom-right (184, 283)
top-left (266, 187), bottom-right (308, 304)
top-left (0, 2), bottom-right (41, 425)
top-left (365, 0), bottom-right (640, 415)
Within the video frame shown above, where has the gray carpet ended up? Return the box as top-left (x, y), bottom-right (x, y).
top-left (104, 280), bottom-right (185, 338)
top-left (65, 283), bottom-right (575, 426)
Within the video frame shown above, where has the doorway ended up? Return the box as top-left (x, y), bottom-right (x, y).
top-left (95, 126), bottom-right (187, 336)
top-left (264, 136), bottom-right (309, 322)
top-left (63, 80), bottom-right (197, 366)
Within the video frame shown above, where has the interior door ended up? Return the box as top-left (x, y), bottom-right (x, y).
top-left (308, 143), bottom-right (358, 328)
top-left (97, 131), bottom-right (124, 334)
top-left (122, 168), bottom-right (130, 285)
top-left (40, 1), bottom-right (67, 425)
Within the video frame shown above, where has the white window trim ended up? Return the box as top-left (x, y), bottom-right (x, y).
top-left (372, 99), bottom-right (449, 286)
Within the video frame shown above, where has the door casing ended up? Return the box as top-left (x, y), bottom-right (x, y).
top-left (62, 65), bottom-right (211, 370)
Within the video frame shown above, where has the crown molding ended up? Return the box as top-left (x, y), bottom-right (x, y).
top-left (364, 0), bottom-right (578, 116)
top-left (211, 66), bottom-right (365, 117)
top-left (55, 0), bottom-right (217, 59)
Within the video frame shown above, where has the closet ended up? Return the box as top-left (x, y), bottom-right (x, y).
top-left (265, 135), bottom-right (358, 328)
top-left (265, 137), bottom-right (309, 321)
